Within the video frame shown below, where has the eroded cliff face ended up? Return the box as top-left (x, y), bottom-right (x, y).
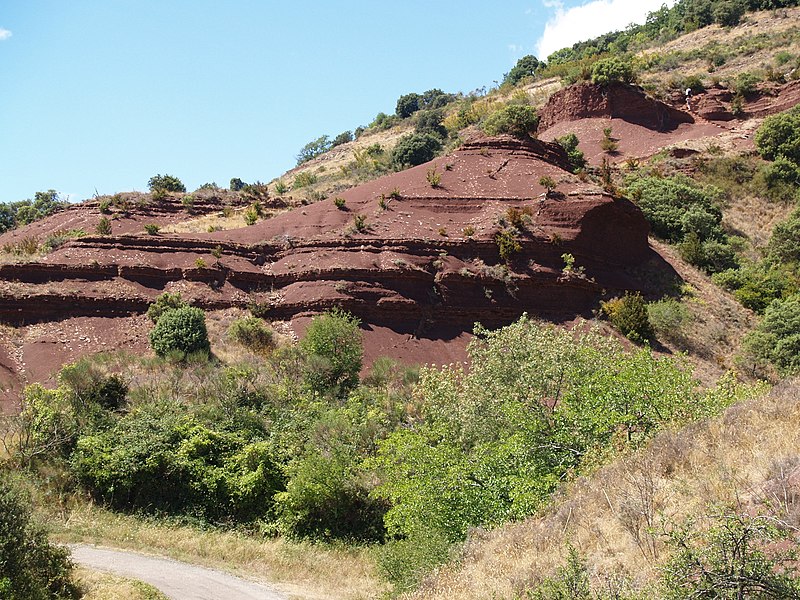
top-left (537, 82), bottom-right (695, 132)
top-left (0, 135), bottom-right (666, 400)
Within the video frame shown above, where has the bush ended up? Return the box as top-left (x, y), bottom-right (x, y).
top-left (293, 171), bottom-right (317, 188)
top-left (414, 109), bottom-right (447, 139)
top-left (331, 130), bottom-right (353, 147)
top-left (768, 208), bottom-right (800, 263)
top-left (482, 104), bottom-right (539, 138)
top-left (601, 292), bottom-right (654, 343)
top-left (495, 228), bottom-right (521, 261)
top-left (755, 105), bottom-right (800, 164)
top-left (146, 291), bottom-right (187, 323)
top-left (72, 404), bottom-right (283, 523)
top-left (148, 174), bottom-right (186, 193)
top-left (149, 305), bottom-right (210, 359)
top-left (391, 133), bottom-right (442, 168)
top-left (713, 0), bottom-right (747, 26)
top-left (504, 54), bottom-right (542, 85)
top-left (0, 475), bottom-right (79, 599)
top-left (396, 93), bottom-right (421, 118)
top-left (296, 135), bottom-right (332, 166)
top-left (228, 317), bottom-right (274, 352)
top-left (744, 294), bottom-right (800, 375)
top-left (555, 133), bottom-right (587, 172)
top-left (625, 175), bottom-right (723, 243)
top-left (299, 309), bottom-right (362, 395)
top-left (647, 297), bottom-right (692, 339)
top-left (229, 177), bottom-right (246, 191)
top-left (95, 216), bottom-right (112, 235)
top-left (591, 57), bottom-right (636, 85)
top-left (143, 223), bottom-right (160, 235)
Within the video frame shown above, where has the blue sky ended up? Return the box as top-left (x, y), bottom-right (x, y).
top-left (0, 0), bottom-right (673, 203)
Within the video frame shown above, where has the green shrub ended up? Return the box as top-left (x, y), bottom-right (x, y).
top-left (274, 180), bottom-right (288, 195)
top-left (95, 216), bottom-right (112, 235)
top-left (755, 105), bottom-right (800, 164)
top-left (331, 130), bottom-right (353, 147)
top-left (591, 57), bottom-right (636, 85)
top-left (713, 0), bottom-right (747, 26)
top-left (732, 71), bottom-right (761, 98)
top-left (147, 292), bottom-right (187, 323)
top-left (768, 208), bottom-right (800, 263)
top-left (395, 93), bottom-right (421, 118)
top-left (414, 109), bottom-right (447, 139)
top-left (504, 54), bottom-right (542, 86)
top-left (0, 475), bottom-right (79, 599)
top-left (148, 305), bottom-right (210, 359)
top-left (299, 309), bottom-right (362, 396)
top-left (229, 177), bottom-right (246, 191)
top-left (713, 262), bottom-right (797, 314)
top-left (72, 404), bottom-right (283, 523)
top-left (600, 126), bottom-right (618, 154)
top-left (143, 223), bottom-right (160, 235)
top-left (293, 171), bottom-right (317, 188)
top-left (625, 175), bottom-right (723, 243)
top-left (744, 294), bottom-right (800, 375)
top-left (482, 104), bottom-right (539, 138)
top-left (296, 135), bottom-right (332, 166)
top-left (333, 197), bottom-right (346, 210)
top-left (98, 199), bottom-right (111, 214)
top-left (244, 205), bottom-right (258, 225)
top-left (148, 174), bottom-right (186, 193)
top-left (647, 297), bottom-right (692, 340)
top-left (555, 133), bottom-right (587, 172)
top-left (495, 228), bottom-right (521, 261)
top-left (391, 133), bottom-right (442, 168)
top-left (228, 317), bottom-right (274, 352)
top-left (601, 292), bottom-right (654, 343)
top-left (370, 112), bottom-right (400, 131)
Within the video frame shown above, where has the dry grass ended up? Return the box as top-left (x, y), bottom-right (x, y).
top-left (408, 379), bottom-right (800, 600)
top-left (52, 504), bottom-right (387, 600)
top-left (75, 568), bottom-right (168, 600)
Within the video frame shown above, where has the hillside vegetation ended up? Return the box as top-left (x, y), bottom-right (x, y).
top-left (2, 1), bottom-right (800, 598)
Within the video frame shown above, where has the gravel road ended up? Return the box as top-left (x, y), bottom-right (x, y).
top-left (69, 544), bottom-right (286, 600)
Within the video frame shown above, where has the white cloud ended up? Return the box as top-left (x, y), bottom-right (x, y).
top-left (536, 0), bottom-right (677, 59)
top-left (0, 28), bottom-right (11, 41)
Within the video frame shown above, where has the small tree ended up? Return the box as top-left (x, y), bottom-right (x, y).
top-left (95, 216), bottom-right (112, 235)
top-left (391, 133), bottom-right (442, 168)
top-left (396, 93), bottom-right (422, 118)
top-left (755, 105), bottom-right (800, 164)
top-left (591, 57), bottom-right (636, 86)
top-left (504, 55), bottom-right (542, 86)
top-left (146, 291), bottom-right (187, 323)
top-left (299, 309), bottom-right (363, 395)
top-left (0, 475), bottom-right (79, 599)
top-left (601, 292), bottom-right (654, 343)
top-left (296, 135), bottom-right (332, 166)
top-left (148, 174), bottom-right (186, 193)
top-left (229, 177), bottom-right (246, 191)
top-left (149, 305), bottom-right (210, 359)
top-left (482, 105), bottom-right (539, 138)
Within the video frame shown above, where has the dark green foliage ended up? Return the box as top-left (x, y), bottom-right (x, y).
top-left (228, 317), bottom-right (274, 352)
top-left (149, 306), bottom-right (210, 358)
top-left (296, 135), bottom-right (332, 166)
top-left (0, 190), bottom-right (68, 233)
top-left (396, 93), bottom-right (421, 118)
top-left (391, 133), bottom-right (442, 168)
top-left (229, 177), bottom-right (246, 191)
top-left (678, 233), bottom-right (739, 274)
top-left (713, 0), bottom-right (748, 26)
top-left (331, 130), bottom-right (353, 147)
top-left (602, 292), bottom-right (654, 343)
top-left (755, 106), bottom-right (800, 164)
top-left (148, 174), bottom-right (186, 193)
top-left (764, 156), bottom-right (800, 187)
top-left (299, 309), bottom-right (362, 396)
top-left (370, 112), bottom-right (400, 131)
top-left (371, 317), bottom-right (729, 549)
top-left (146, 291), bottom-right (188, 323)
top-left (625, 175), bottom-right (724, 244)
top-left (769, 208), bottom-right (800, 263)
top-left (555, 133), bottom-right (587, 172)
top-left (420, 89), bottom-right (453, 110)
top-left (482, 105), bottom-right (539, 138)
top-left (414, 109), bottom-right (447, 139)
top-left (71, 403), bottom-right (283, 523)
top-left (0, 475), bottom-right (79, 599)
top-left (591, 57), bottom-right (636, 85)
top-left (663, 513), bottom-right (800, 599)
top-left (744, 294), bottom-right (800, 375)
top-left (713, 262), bottom-right (798, 313)
top-left (504, 55), bottom-right (542, 86)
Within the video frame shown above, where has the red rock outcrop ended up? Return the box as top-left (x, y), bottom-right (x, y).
top-left (0, 135), bottom-right (670, 400)
top-left (537, 82), bottom-right (694, 132)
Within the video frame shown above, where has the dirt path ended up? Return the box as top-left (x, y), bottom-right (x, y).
top-left (69, 544), bottom-right (286, 600)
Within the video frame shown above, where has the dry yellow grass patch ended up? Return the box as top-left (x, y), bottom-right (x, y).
top-left (408, 379), bottom-right (800, 600)
top-left (53, 504), bottom-right (387, 600)
top-left (75, 568), bottom-right (167, 600)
